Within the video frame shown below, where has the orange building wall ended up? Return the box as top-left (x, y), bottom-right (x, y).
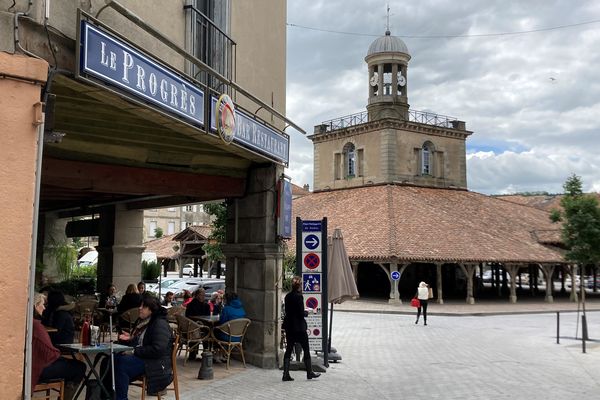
top-left (0, 52), bottom-right (48, 399)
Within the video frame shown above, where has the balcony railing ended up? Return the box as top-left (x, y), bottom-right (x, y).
top-left (316, 109), bottom-right (461, 133)
top-left (185, 4), bottom-right (236, 90)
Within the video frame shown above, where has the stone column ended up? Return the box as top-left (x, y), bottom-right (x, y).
top-left (102, 204), bottom-right (144, 293)
top-left (378, 63), bottom-right (384, 95)
top-left (222, 164), bottom-right (283, 368)
top-left (569, 264), bottom-right (578, 302)
top-left (540, 264), bottom-right (555, 303)
top-left (391, 63), bottom-right (398, 98)
top-left (436, 263), bottom-right (444, 304)
top-left (504, 264), bottom-right (520, 303)
top-left (383, 262), bottom-right (401, 304)
top-left (0, 52), bottom-right (48, 399)
top-left (351, 261), bottom-right (359, 283)
top-left (458, 264), bottom-right (476, 304)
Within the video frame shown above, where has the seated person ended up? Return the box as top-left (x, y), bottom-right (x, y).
top-left (32, 293), bottom-right (86, 400)
top-left (216, 292), bottom-right (247, 342)
top-left (185, 288), bottom-right (210, 318)
top-left (181, 290), bottom-right (193, 307)
top-left (137, 281), bottom-right (146, 295)
top-left (41, 290), bottom-right (75, 345)
top-left (208, 291), bottom-right (223, 315)
top-left (184, 288), bottom-right (211, 360)
top-left (99, 283), bottom-right (118, 309)
top-left (117, 284), bottom-right (142, 332)
top-left (162, 291), bottom-right (174, 307)
top-left (111, 294), bottom-right (173, 399)
top-left (117, 284), bottom-right (142, 315)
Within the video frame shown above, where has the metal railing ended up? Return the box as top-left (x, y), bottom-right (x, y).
top-left (185, 4), bottom-right (236, 91)
top-left (317, 109), bottom-right (460, 133)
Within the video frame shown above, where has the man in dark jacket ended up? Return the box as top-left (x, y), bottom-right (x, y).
top-left (282, 276), bottom-right (321, 381)
top-left (185, 288), bottom-right (211, 318)
top-left (113, 294), bottom-right (173, 398)
top-left (184, 288), bottom-right (211, 360)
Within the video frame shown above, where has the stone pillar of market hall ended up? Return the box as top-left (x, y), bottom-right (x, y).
top-left (222, 163), bottom-right (285, 368)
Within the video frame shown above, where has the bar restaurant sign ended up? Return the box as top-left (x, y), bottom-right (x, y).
top-left (77, 19), bottom-right (290, 165)
top-left (210, 97), bottom-right (289, 165)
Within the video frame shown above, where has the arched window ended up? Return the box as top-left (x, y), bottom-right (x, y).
top-left (421, 142), bottom-right (434, 175)
top-left (343, 143), bottom-right (356, 178)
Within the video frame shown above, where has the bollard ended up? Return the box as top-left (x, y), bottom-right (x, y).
top-left (582, 315), bottom-right (587, 354)
top-left (198, 350), bottom-right (214, 380)
top-left (556, 311), bottom-right (560, 344)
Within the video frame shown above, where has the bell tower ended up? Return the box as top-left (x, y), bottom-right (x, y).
top-left (365, 30), bottom-right (411, 121)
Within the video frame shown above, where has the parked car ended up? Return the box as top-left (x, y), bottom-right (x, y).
top-left (145, 278), bottom-right (182, 295)
top-left (586, 276), bottom-right (600, 289)
top-left (182, 264), bottom-right (195, 276)
top-left (168, 278), bottom-right (225, 301)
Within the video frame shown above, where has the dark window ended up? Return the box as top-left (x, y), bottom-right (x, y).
top-left (190, 0), bottom-right (235, 90)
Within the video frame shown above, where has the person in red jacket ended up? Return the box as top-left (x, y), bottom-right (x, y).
top-left (32, 293), bottom-right (86, 399)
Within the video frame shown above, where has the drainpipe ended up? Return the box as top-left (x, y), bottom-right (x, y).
top-left (24, 109), bottom-right (45, 400)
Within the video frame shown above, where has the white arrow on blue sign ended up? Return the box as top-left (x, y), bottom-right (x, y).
top-left (391, 271), bottom-right (400, 281)
top-left (304, 234), bottom-right (320, 250)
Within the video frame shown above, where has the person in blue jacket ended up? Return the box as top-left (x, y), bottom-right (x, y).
top-left (216, 292), bottom-right (246, 342)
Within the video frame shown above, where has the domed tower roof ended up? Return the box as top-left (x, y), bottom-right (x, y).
top-left (366, 30), bottom-right (410, 57)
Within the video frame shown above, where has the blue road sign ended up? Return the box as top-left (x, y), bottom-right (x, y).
top-left (302, 220), bottom-right (322, 232)
top-left (391, 271), bottom-right (400, 281)
top-left (304, 234), bottom-right (320, 250)
top-left (302, 273), bottom-right (322, 293)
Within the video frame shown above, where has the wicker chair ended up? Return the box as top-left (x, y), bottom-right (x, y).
top-left (166, 305), bottom-right (185, 328)
top-left (175, 314), bottom-right (210, 365)
top-left (130, 335), bottom-right (180, 400)
top-left (33, 379), bottom-right (64, 400)
top-left (212, 318), bottom-right (251, 369)
top-left (119, 307), bottom-right (139, 333)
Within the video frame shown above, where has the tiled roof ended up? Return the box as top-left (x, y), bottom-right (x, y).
top-left (495, 194), bottom-right (563, 212)
top-left (144, 233), bottom-right (179, 259)
top-left (498, 193), bottom-right (600, 212)
top-left (173, 225), bottom-right (212, 241)
top-left (291, 185), bottom-right (565, 264)
top-left (291, 183), bottom-right (310, 198)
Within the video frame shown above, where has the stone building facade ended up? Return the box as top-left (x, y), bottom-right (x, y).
top-left (1, 1), bottom-right (291, 395)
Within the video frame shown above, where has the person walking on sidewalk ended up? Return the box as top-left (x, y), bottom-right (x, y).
top-left (282, 276), bottom-right (321, 381)
top-left (415, 281), bottom-right (430, 326)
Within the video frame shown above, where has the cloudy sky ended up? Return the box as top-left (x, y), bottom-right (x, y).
top-left (284, 0), bottom-right (600, 195)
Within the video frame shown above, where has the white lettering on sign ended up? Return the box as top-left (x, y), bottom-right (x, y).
top-left (85, 26), bottom-right (205, 126)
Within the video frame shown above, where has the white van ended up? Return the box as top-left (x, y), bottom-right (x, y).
top-left (77, 250), bottom-right (98, 267)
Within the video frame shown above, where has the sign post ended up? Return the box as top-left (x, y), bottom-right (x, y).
top-left (296, 217), bottom-right (328, 366)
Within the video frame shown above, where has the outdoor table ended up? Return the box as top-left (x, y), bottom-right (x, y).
top-left (59, 342), bottom-right (133, 400)
top-left (189, 315), bottom-right (220, 343)
top-left (188, 315), bottom-right (220, 348)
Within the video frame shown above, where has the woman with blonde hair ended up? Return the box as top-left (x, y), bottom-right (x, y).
top-left (117, 283), bottom-right (142, 315)
top-left (415, 281), bottom-right (430, 325)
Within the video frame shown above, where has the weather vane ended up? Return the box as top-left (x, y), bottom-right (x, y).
top-left (386, 4), bottom-right (392, 34)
